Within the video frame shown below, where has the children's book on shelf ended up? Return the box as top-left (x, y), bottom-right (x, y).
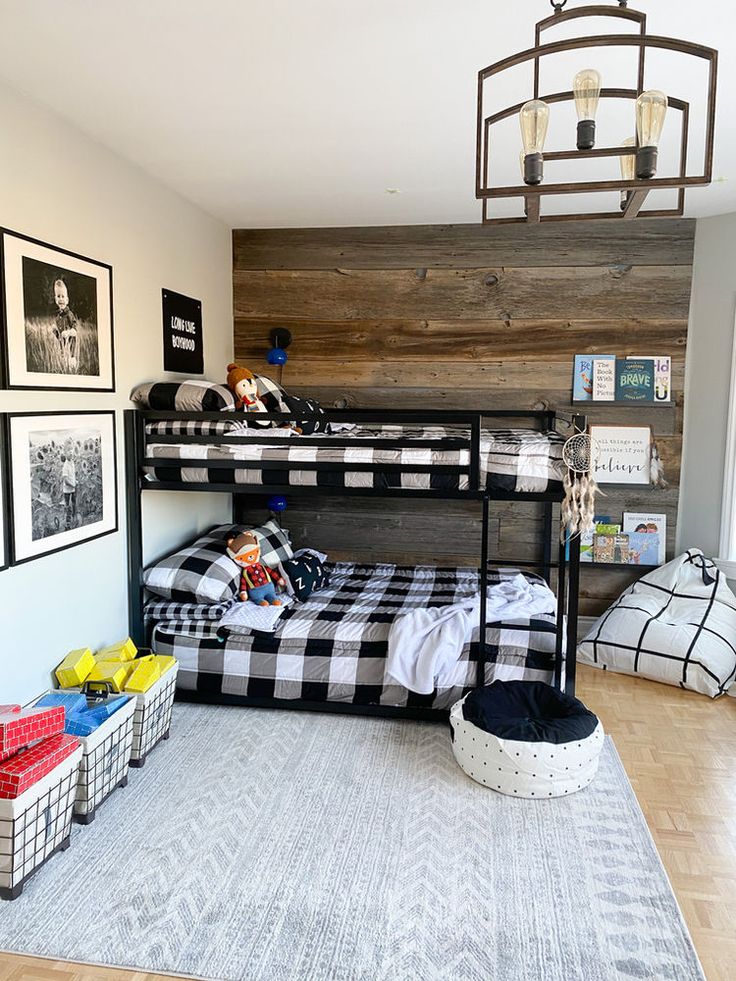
top-left (592, 533), bottom-right (631, 564)
top-left (623, 512), bottom-right (666, 564)
top-left (595, 522), bottom-right (621, 536)
top-left (592, 358), bottom-right (616, 401)
top-left (581, 517), bottom-right (618, 562)
top-left (637, 356), bottom-right (672, 402)
top-left (615, 358), bottom-right (655, 402)
top-left (626, 532), bottom-right (661, 566)
top-left (573, 354), bottom-right (614, 401)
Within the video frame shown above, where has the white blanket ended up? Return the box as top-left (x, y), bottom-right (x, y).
top-left (386, 575), bottom-right (556, 694)
top-left (219, 596), bottom-right (293, 634)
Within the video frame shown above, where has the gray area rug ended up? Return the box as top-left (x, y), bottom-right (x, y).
top-left (0, 704), bottom-right (703, 981)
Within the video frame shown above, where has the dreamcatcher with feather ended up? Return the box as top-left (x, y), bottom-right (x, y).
top-left (560, 423), bottom-right (667, 541)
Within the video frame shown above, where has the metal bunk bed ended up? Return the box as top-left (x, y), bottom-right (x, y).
top-left (124, 406), bottom-right (585, 720)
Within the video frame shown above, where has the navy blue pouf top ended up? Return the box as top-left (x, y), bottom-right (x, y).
top-left (462, 680), bottom-right (599, 745)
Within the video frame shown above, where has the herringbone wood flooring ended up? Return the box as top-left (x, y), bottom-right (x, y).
top-left (1, 666), bottom-right (734, 981)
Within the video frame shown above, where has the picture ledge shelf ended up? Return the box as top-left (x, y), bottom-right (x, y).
top-left (580, 563), bottom-right (654, 571)
top-left (571, 400), bottom-right (673, 406)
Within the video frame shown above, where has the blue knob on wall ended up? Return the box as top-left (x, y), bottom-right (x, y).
top-left (267, 347), bottom-right (288, 365)
top-left (267, 495), bottom-right (288, 512)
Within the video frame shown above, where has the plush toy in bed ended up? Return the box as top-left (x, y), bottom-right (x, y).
top-left (227, 531), bottom-right (286, 606)
top-left (225, 363), bottom-right (271, 425)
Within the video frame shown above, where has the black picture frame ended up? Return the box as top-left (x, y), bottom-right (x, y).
top-left (6, 410), bottom-right (118, 566)
top-left (0, 415), bottom-right (9, 572)
top-left (0, 229), bottom-right (115, 392)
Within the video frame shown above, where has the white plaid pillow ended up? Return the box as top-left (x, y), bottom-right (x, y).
top-left (130, 380), bottom-right (236, 412)
top-left (245, 518), bottom-right (294, 568)
top-left (143, 521), bottom-right (293, 603)
top-left (142, 527), bottom-right (240, 603)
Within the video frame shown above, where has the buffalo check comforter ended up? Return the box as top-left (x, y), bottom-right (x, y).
top-left (147, 562), bottom-right (562, 710)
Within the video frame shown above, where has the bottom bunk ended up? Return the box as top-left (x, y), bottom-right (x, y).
top-left (146, 561), bottom-right (564, 719)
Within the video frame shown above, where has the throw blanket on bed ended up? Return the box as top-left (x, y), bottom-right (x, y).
top-left (386, 575), bottom-right (556, 694)
top-left (219, 595), bottom-right (294, 634)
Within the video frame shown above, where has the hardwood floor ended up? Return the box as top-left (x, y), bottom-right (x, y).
top-left (1, 665), bottom-right (734, 981)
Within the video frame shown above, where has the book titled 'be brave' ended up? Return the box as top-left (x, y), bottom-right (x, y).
top-left (615, 358), bottom-right (654, 402)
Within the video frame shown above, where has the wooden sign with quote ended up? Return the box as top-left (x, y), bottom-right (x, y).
top-left (590, 425), bottom-right (651, 485)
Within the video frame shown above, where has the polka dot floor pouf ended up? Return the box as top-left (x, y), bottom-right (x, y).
top-left (449, 680), bottom-right (605, 799)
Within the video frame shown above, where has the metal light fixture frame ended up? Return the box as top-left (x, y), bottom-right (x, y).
top-left (475, 3), bottom-right (718, 224)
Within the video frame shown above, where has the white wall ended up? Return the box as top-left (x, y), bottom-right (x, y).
top-left (678, 213), bottom-right (736, 556)
top-left (0, 83), bottom-right (233, 703)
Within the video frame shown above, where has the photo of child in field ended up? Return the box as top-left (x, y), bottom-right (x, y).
top-left (28, 427), bottom-right (103, 541)
top-left (22, 256), bottom-right (99, 376)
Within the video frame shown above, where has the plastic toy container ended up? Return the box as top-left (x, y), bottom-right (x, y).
top-left (0, 742), bottom-right (82, 900)
top-left (129, 661), bottom-right (179, 767)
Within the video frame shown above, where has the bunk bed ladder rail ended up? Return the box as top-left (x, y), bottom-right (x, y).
top-left (559, 412), bottom-right (586, 695)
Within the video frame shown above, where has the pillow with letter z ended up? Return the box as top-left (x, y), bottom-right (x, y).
top-left (279, 552), bottom-right (330, 602)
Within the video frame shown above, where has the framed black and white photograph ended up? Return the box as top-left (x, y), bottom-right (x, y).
top-left (0, 230), bottom-right (115, 391)
top-left (7, 411), bottom-right (118, 564)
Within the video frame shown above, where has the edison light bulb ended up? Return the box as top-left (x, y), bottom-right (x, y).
top-left (619, 136), bottom-right (636, 209)
top-left (573, 69), bottom-right (601, 150)
top-left (635, 90), bottom-right (668, 178)
top-left (519, 100), bottom-right (549, 185)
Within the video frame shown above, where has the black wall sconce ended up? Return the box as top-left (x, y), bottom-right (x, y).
top-left (267, 328), bottom-right (292, 366)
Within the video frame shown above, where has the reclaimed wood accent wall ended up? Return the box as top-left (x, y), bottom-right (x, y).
top-left (232, 219), bottom-right (695, 616)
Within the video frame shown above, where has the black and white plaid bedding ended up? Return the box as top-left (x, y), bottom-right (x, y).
top-left (144, 597), bottom-right (237, 623)
top-left (131, 380), bottom-right (236, 412)
top-left (142, 422), bottom-right (564, 493)
top-left (149, 562), bottom-right (561, 710)
top-left (142, 520), bottom-right (292, 603)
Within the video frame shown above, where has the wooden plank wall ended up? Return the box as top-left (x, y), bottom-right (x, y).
top-left (232, 219), bottom-right (695, 616)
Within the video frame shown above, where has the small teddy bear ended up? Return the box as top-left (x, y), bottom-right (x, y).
top-left (227, 531), bottom-right (285, 606)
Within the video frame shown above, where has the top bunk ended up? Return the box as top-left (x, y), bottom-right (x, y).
top-left (125, 406), bottom-right (587, 502)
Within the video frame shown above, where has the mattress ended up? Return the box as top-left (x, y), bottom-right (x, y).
top-left (142, 420), bottom-right (565, 494)
top-left (148, 562), bottom-right (561, 710)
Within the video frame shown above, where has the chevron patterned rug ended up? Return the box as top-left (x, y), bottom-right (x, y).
top-left (0, 704), bottom-right (702, 981)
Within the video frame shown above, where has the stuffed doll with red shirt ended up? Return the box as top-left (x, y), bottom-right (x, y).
top-left (227, 531), bottom-right (285, 606)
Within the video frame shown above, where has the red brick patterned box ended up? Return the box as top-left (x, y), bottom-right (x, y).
top-left (0, 706), bottom-right (65, 764)
top-left (0, 733), bottom-right (80, 799)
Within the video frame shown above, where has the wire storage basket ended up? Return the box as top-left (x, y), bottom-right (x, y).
top-left (0, 743), bottom-right (82, 900)
top-left (129, 662), bottom-right (179, 767)
top-left (72, 694), bottom-right (136, 824)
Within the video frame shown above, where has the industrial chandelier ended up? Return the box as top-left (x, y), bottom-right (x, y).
top-left (475, 0), bottom-right (718, 223)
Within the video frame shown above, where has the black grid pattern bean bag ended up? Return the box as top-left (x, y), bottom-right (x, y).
top-left (578, 549), bottom-right (736, 698)
top-left (450, 681), bottom-right (604, 798)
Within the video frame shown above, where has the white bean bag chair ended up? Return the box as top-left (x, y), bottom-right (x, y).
top-left (578, 549), bottom-right (736, 698)
top-left (449, 681), bottom-right (605, 799)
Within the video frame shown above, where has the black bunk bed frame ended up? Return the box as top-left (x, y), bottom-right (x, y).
top-left (124, 406), bottom-right (585, 722)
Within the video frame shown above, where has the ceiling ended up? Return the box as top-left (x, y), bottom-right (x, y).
top-left (0, 0), bottom-right (732, 227)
